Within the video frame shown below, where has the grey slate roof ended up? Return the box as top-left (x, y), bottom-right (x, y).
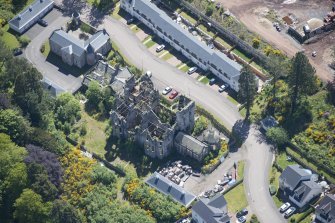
top-left (175, 132), bottom-right (207, 155)
top-left (146, 172), bottom-right (196, 207)
top-left (292, 181), bottom-right (322, 205)
top-left (260, 115), bottom-right (278, 131)
top-left (131, 0), bottom-right (241, 78)
top-left (192, 194), bottom-right (230, 223)
top-left (316, 194), bottom-right (335, 221)
top-left (280, 165), bottom-right (312, 191)
top-left (9, 0), bottom-right (54, 31)
top-left (49, 29), bottom-right (110, 57)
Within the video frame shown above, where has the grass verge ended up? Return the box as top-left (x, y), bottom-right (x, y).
top-left (0, 24), bottom-right (20, 49)
top-left (227, 95), bottom-right (239, 106)
top-left (224, 183), bottom-right (248, 213)
top-left (162, 52), bottom-right (173, 61)
top-left (179, 11), bottom-right (197, 25)
top-left (198, 24), bottom-right (215, 37)
top-left (232, 48), bottom-right (251, 62)
top-left (42, 40), bottom-right (50, 57)
top-left (237, 160), bottom-right (245, 179)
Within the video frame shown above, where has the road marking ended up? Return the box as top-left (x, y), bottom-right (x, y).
top-left (158, 51), bottom-right (169, 58)
top-left (142, 37), bottom-right (152, 44)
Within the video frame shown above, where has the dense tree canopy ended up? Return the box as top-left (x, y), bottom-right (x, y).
top-left (0, 109), bottom-right (31, 145)
top-left (51, 200), bottom-right (84, 223)
top-left (86, 81), bottom-right (103, 108)
top-left (266, 127), bottom-right (289, 148)
top-left (13, 189), bottom-right (52, 223)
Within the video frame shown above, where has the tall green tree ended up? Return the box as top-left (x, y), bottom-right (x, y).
top-left (238, 65), bottom-right (258, 119)
top-left (13, 64), bottom-right (44, 124)
top-left (51, 200), bottom-right (84, 223)
top-left (0, 40), bottom-right (11, 70)
top-left (0, 109), bottom-right (32, 145)
top-left (327, 76), bottom-right (335, 106)
top-left (13, 189), bottom-right (52, 223)
top-left (54, 93), bottom-right (81, 131)
top-left (86, 81), bottom-right (103, 108)
top-left (288, 52), bottom-right (317, 114)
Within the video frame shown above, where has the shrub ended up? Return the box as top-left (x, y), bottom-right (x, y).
top-left (250, 214), bottom-right (260, 223)
top-left (205, 4), bottom-right (214, 16)
top-left (18, 35), bottom-right (31, 47)
top-left (193, 116), bottom-right (208, 136)
top-left (266, 127), bottom-right (288, 148)
top-left (252, 37), bottom-right (260, 48)
top-left (40, 44), bottom-right (45, 53)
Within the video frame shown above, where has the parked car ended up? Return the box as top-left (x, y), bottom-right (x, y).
top-left (192, 172), bottom-right (201, 177)
top-left (236, 208), bottom-right (248, 218)
top-left (126, 18), bottom-right (134, 24)
top-left (13, 48), bottom-right (23, 56)
top-left (162, 86), bottom-right (172, 95)
top-left (169, 90), bottom-right (179, 99)
top-left (218, 83), bottom-right (229, 92)
top-left (312, 51), bottom-right (317, 57)
top-left (280, 202), bottom-right (291, 212)
top-left (284, 207), bottom-right (296, 218)
top-left (237, 216), bottom-right (247, 223)
top-left (187, 67), bottom-right (197, 74)
top-left (38, 19), bottom-right (48, 27)
top-left (209, 78), bottom-right (216, 85)
top-left (156, 44), bottom-right (165, 52)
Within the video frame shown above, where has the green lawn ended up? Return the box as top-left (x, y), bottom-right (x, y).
top-left (276, 152), bottom-right (296, 170)
top-left (0, 24), bottom-right (20, 49)
top-left (239, 107), bottom-right (246, 118)
top-left (78, 106), bottom-right (108, 157)
top-left (198, 24), bottom-right (215, 37)
top-left (162, 52), bottom-right (173, 61)
top-left (144, 39), bottom-right (155, 48)
top-left (178, 62), bottom-right (192, 72)
top-left (179, 11), bottom-right (197, 25)
top-left (237, 160), bottom-right (245, 179)
top-left (42, 40), bottom-right (50, 57)
top-left (111, 2), bottom-right (122, 20)
top-left (130, 24), bottom-right (141, 33)
top-left (215, 37), bottom-right (232, 50)
top-left (227, 95), bottom-right (239, 106)
top-left (232, 48), bottom-right (251, 62)
top-left (224, 183), bottom-right (248, 213)
top-left (269, 166), bottom-right (282, 208)
top-left (200, 76), bottom-right (210, 84)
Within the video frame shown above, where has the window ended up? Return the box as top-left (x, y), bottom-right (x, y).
top-left (157, 27), bottom-right (162, 32)
top-left (211, 63), bottom-right (217, 70)
top-left (173, 39), bottom-right (179, 45)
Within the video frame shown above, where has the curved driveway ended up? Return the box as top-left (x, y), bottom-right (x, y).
top-left (24, 8), bottom-right (285, 222)
top-left (99, 16), bottom-right (285, 223)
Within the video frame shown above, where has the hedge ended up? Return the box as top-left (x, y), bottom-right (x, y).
top-left (195, 105), bottom-right (232, 138)
top-left (221, 179), bottom-right (244, 195)
top-left (296, 207), bottom-right (314, 223)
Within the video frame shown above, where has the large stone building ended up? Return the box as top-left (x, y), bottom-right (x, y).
top-left (110, 73), bottom-right (197, 159)
top-left (120, 0), bottom-right (242, 91)
top-left (49, 29), bottom-right (111, 68)
top-left (9, 0), bottom-right (54, 34)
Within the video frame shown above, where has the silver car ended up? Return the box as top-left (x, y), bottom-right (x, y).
top-left (162, 87), bottom-right (172, 95)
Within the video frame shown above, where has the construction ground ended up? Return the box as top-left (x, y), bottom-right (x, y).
top-left (216, 0), bottom-right (335, 81)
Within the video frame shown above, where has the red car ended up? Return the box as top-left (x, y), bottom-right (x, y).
top-left (169, 90), bottom-right (179, 99)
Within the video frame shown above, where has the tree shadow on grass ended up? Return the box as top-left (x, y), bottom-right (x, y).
top-left (61, 0), bottom-right (87, 16)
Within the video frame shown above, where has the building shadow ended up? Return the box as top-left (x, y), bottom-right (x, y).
top-left (46, 52), bottom-right (91, 77)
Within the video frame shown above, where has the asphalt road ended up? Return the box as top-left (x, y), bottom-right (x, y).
top-left (96, 16), bottom-right (286, 223)
top-left (25, 10), bottom-right (83, 94)
top-left (23, 5), bottom-right (286, 222)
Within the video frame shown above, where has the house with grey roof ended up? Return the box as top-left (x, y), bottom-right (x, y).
top-left (146, 172), bottom-right (196, 207)
top-left (279, 164), bottom-right (313, 195)
top-left (192, 194), bottom-right (230, 223)
top-left (289, 180), bottom-right (322, 211)
top-left (9, 0), bottom-right (54, 34)
top-left (175, 132), bottom-right (209, 161)
top-left (49, 29), bottom-right (111, 68)
top-left (315, 194), bottom-right (335, 223)
top-left (280, 165), bottom-right (321, 211)
top-left (120, 0), bottom-right (243, 92)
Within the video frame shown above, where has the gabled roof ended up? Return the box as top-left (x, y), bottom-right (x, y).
top-left (49, 29), bottom-right (110, 57)
top-left (316, 194), bottom-right (335, 220)
top-left (175, 132), bottom-right (207, 155)
top-left (292, 181), bottom-right (322, 205)
top-left (280, 165), bottom-right (312, 191)
top-left (192, 194), bottom-right (230, 223)
top-left (9, 0), bottom-right (54, 31)
top-left (131, 0), bottom-right (241, 78)
top-left (146, 172), bottom-right (196, 207)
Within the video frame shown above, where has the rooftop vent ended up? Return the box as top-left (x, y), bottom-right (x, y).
top-left (17, 15), bottom-right (21, 21)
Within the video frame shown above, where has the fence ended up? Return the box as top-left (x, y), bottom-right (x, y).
top-left (167, 0), bottom-right (268, 66)
top-left (287, 142), bottom-right (335, 178)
